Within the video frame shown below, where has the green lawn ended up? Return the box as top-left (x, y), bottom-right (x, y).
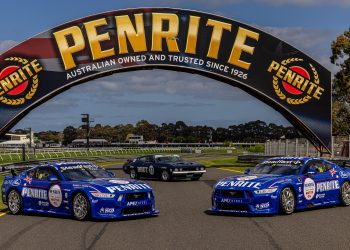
top-left (0, 176), bottom-right (7, 211)
top-left (197, 157), bottom-right (255, 168)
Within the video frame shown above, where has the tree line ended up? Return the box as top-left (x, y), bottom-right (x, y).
top-left (51, 120), bottom-right (299, 145)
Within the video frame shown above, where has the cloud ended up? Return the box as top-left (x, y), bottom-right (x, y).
top-left (0, 40), bottom-right (18, 53)
top-left (259, 26), bottom-right (340, 74)
top-left (70, 69), bottom-right (254, 101)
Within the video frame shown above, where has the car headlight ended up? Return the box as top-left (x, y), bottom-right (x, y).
top-left (179, 168), bottom-right (182, 171)
top-left (175, 168), bottom-right (179, 171)
top-left (196, 167), bottom-right (199, 171)
top-left (91, 192), bottom-right (115, 198)
top-left (201, 167), bottom-right (204, 170)
top-left (254, 188), bottom-right (278, 194)
top-left (148, 192), bottom-right (151, 199)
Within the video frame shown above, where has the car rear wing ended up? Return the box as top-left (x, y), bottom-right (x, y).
top-left (0, 164), bottom-right (35, 177)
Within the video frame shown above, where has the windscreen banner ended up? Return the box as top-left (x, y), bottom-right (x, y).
top-left (0, 8), bottom-right (331, 152)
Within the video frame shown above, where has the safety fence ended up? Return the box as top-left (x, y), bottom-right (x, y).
top-left (264, 136), bottom-right (350, 158)
top-left (0, 146), bottom-right (238, 165)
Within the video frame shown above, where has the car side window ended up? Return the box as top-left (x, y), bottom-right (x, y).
top-left (138, 157), bottom-right (146, 163)
top-left (302, 161), bottom-right (325, 174)
top-left (145, 156), bottom-right (154, 162)
top-left (36, 167), bottom-right (59, 181)
top-left (321, 162), bottom-right (333, 172)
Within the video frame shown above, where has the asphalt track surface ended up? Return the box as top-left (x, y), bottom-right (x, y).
top-left (1, 167), bottom-right (350, 250)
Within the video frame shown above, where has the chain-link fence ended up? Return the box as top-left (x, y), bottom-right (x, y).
top-left (264, 136), bottom-right (350, 158)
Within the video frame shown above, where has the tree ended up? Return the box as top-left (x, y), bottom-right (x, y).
top-left (331, 28), bottom-right (350, 134)
top-left (63, 126), bottom-right (77, 145)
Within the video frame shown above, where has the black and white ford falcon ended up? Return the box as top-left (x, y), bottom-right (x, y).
top-left (123, 154), bottom-right (206, 181)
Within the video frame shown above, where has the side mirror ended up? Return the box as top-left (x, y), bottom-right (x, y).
top-left (244, 168), bottom-right (251, 174)
top-left (306, 169), bottom-right (317, 176)
top-left (48, 175), bottom-right (59, 182)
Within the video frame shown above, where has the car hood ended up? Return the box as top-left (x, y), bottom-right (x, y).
top-left (215, 174), bottom-right (293, 190)
top-left (163, 161), bottom-right (203, 168)
top-left (73, 178), bottom-right (153, 193)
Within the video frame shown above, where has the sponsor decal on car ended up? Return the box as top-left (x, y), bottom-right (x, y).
top-left (106, 183), bottom-right (152, 193)
top-left (216, 180), bottom-right (261, 189)
top-left (340, 171), bottom-right (348, 178)
top-left (303, 178), bottom-right (316, 200)
top-left (149, 165), bottom-right (155, 175)
top-left (22, 188), bottom-right (47, 200)
top-left (316, 193), bottom-right (326, 199)
top-left (220, 198), bottom-right (243, 204)
top-left (100, 207), bottom-right (115, 214)
top-left (13, 179), bottom-right (21, 186)
top-left (38, 201), bottom-right (50, 207)
top-left (60, 164), bottom-right (99, 171)
top-left (316, 180), bottom-right (339, 192)
top-left (137, 167), bottom-right (149, 173)
top-left (48, 184), bottom-right (63, 208)
top-left (126, 201), bottom-right (148, 206)
top-left (256, 202), bottom-right (270, 209)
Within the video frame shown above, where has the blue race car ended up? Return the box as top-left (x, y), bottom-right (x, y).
top-left (1, 162), bottom-right (159, 220)
top-left (209, 157), bottom-right (350, 215)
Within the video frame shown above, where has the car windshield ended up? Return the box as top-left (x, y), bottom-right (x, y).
top-left (252, 159), bottom-right (304, 176)
top-left (60, 164), bottom-right (112, 181)
top-left (156, 155), bottom-right (181, 162)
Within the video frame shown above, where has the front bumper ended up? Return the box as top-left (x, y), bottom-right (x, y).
top-left (91, 191), bottom-right (159, 219)
top-left (210, 189), bottom-right (279, 215)
top-left (172, 170), bottom-right (206, 175)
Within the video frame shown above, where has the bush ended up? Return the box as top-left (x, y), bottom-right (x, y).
top-left (248, 144), bottom-right (264, 153)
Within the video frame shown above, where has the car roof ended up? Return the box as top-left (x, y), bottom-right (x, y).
top-left (137, 154), bottom-right (179, 158)
top-left (35, 161), bottom-right (95, 170)
top-left (265, 157), bottom-right (325, 162)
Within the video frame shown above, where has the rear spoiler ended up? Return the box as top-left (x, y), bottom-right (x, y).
top-left (1, 165), bottom-right (34, 177)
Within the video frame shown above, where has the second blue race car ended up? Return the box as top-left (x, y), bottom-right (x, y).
top-left (1, 162), bottom-right (159, 220)
top-left (209, 157), bottom-right (350, 215)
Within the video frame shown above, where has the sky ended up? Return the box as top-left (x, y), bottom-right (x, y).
top-left (0, 0), bottom-right (349, 132)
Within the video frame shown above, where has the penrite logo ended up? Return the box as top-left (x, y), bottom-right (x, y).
top-left (267, 58), bottom-right (324, 105)
top-left (0, 57), bottom-right (43, 106)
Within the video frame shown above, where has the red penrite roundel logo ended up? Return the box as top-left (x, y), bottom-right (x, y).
top-left (267, 58), bottom-right (324, 105)
top-left (0, 57), bottom-right (43, 106)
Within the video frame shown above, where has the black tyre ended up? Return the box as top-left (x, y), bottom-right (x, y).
top-left (160, 170), bottom-right (171, 182)
top-left (72, 193), bottom-right (90, 221)
top-left (279, 187), bottom-right (295, 215)
top-left (340, 181), bottom-right (350, 206)
top-left (7, 190), bottom-right (23, 215)
top-left (130, 169), bottom-right (139, 179)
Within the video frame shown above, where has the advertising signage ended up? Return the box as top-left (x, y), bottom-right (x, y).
top-left (0, 8), bottom-right (331, 152)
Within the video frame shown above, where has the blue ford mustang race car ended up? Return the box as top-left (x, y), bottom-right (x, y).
top-left (209, 157), bottom-right (350, 215)
top-left (1, 162), bottom-right (159, 220)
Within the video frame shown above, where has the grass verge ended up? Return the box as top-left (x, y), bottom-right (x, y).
top-left (0, 175), bottom-right (7, 211)
top-left (198, 157), bottom-right (255, 169)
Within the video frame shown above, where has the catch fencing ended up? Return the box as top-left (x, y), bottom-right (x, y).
top-left (264, 136), bottom-right (350, 158)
